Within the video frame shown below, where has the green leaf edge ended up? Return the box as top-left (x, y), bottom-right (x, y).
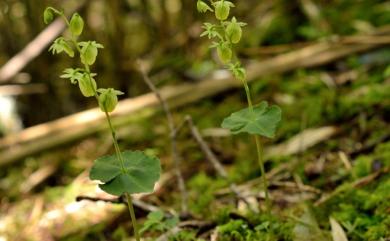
top-left (89, 150), bottom-right (161, 196)
top-left (221, 101), bottom-right (282, 138)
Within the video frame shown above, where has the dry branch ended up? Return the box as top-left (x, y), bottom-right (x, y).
top-left (0, 84), bottom-right (47, 96)
top-left (183, 115), bottom-right (251, 209)
top-left (138, 60), bottom-right (189, 214)
top-left (1, 26), bottom-right (389, 166)
top-left (0, 20), bottom-right (66, 83)
top-left (0, 1), bottom-right (87, 83)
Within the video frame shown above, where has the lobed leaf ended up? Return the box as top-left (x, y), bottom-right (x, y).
top-left (221, 101), bottom-right (282, 138)
top-left (90, 150), bottom-right (161, 196)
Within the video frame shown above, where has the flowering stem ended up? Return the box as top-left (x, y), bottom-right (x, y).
top-left (241, 78), bottom-right (271, 215)
top-left (59, 11), bottom-right (140, 240)
top-left (126, 193), bottom-right (141, 241)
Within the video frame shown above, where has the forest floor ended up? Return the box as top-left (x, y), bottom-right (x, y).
top-left (0, 0), bottom-right (390, 240)
top-left (1, 48), bottom-right (390, 241)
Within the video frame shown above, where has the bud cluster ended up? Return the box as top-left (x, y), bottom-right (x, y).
top-left (197, 0), bottom-right (246, 81)
top-left (44, 7), bottom-right (122, 113)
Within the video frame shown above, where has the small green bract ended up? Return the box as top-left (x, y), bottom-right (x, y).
top-left (221, 101), bottom-right (282, 138)
top-left (90, 151), bottom-right (161, 196)
top-left (49, 37), bottom-right (74, 57)
top-left (197, 0), bottom-right (213, 13)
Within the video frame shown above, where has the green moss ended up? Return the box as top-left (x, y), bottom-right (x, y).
top-left (352, 141), bottom-right (390, 180)
top-left (217, 216), bottom-right (293, 241)
top-left (323, 174), bottom-right (390, 241)
top-left (352, 156), bottom-right (373, 179)
top-left (187, 172), bottom-right (229, 216)
top-left (339, 84), bottom-right (390, 118)
top-left (168, 230), bottom-right (203, 241)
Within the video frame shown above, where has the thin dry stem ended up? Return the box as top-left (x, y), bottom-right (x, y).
top-left (137, 60), bottom-right (189, 214)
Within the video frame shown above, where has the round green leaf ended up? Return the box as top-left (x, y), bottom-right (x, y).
top-left (221, 101), bottom-right (282, 138)
top-left (90, 151), bottom-right (161, 196)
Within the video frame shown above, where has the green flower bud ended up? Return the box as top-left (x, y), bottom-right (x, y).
top-left (197, 0), bottom-right (213, 13)
top-left (43, 8), bottom-right (54, 24)
top-left (214, 1), bottom-right (234, 21)
top-left (98, 88), bottom-right (124, 112)
top-left (79, 41), bottom-right (103, 66)
top-left (234, 67), bottom-right (246, 81)
top-left (226, 17), bottom-right (242, 44)
top-left (70, 13), bottom-right (84, 36)
top-left (78, 74), bottom-right (97, 97)
top-left (81, 42), bottom-right (98, 65)
top-left (217, 43), bottom-right (232, 64)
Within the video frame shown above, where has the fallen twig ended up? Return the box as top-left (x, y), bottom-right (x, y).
top-left (314, 167), bottom-right (390, 206)
top-left (76, 195), bottom-right (162, 214)
top-left (138, 60), bottom-right (188, 214)
top-left (183, 115), bottom-right (257, 210)
top-left (0, 1), bottom-right (88, 83)
top-left (0, 84), bottom-right (47, 96)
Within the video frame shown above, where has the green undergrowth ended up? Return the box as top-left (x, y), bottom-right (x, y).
top-left (318, 174), bottom-right (390, 241)
top-left (188, 172), bottom-right (230, 216)
top-left (315, 142), bottom-right (390, 240)
top-left (216, 215), bottom-right (293, 241)
top-left (2, 65), bottom-right (389, 240)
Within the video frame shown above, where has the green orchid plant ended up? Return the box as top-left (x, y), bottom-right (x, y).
top-left (196, 0), bottom-right (282, 214)
top-left (43, 7), bottom-right (161, 241)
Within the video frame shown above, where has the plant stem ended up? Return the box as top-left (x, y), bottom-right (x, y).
top-left (58, 12), bottom-right (141, 240)
top-left (254, 135), bottom-right (271, 215)
top-left (222, 14), bottom-right (271, 211)
top-left (125, 193), bottom-right (141, 241)
top-left (241, 79), bottom-right (271, 214)
top-left (103, 111), bottom-right (126, 172)
top-left (103, 110), bottom-right (140, 241)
